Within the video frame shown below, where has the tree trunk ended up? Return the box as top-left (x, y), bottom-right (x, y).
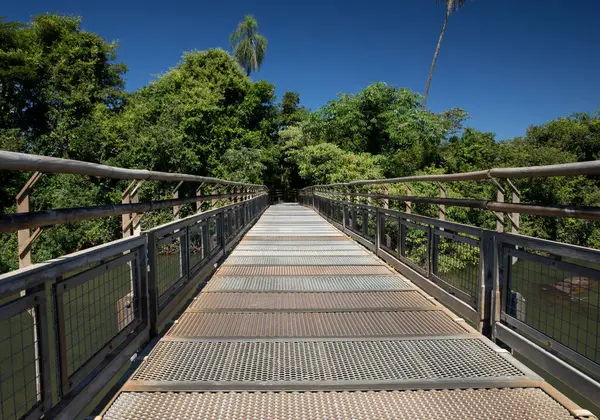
top-left (422, 10), bottom-right (450, 110)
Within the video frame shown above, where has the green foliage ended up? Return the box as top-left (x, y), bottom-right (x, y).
top-left (2, 13), bottom-right (600, 275)
top-left (279, 91), bottom-right (309, 128)
top-left (216, 147), bottom-right (266, 183)
top-left (294, 142), bottom-right (382, 185)
top-left (301, 82), bottom-right (467, 177)
top-left (230, 15), bottom-right (267, 76)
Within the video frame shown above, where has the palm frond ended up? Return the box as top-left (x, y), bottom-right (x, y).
top-left (230, 14), bottom-right (267, 75)
top-left (254, 34), bottom-right (267, 67)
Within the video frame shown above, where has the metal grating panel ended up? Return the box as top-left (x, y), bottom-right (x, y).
top-left (235, 245), bottom-right (362, 251)
top-left (230, 250), bottom-right (369, 256)
top-left (215, 266), bottom-right (393, 276)
top-left (167, 311), bottom-right (467, 338)
top-left (239, 241), bottom-right (353, 247)
top-left (203, 276), bottom-right (415, 292)
top-left (243, 236), bottom-right (346, 241)
top-left (189, 291), bottom-right (434, 311)
top-left (131, 339), bottom-right (526, 383)
top-left (223, 256), bottom-right (380, 266)
top-left (104, 388), bottom-right (577, 420)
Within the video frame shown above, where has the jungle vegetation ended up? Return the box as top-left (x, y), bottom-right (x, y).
top-left (1, 13), bottom-right (599, 273)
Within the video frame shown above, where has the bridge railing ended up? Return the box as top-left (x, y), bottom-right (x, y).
top-left (0, 152), bottom-right (268, 419)
top-left (299, 159), bottom-right (600, 405)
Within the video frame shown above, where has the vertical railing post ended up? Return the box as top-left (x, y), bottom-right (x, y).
top-left (375, 208), bottom-right (381, 256)
top-left (479, 231), bottom-right (495, 337)
top-left (427, 225), bottom-right (434, 278)
top-left (491, 235), bottom-right (503, 342)
top-left (202, 220), bottom-right (210, 260)
top-left (431, 229), bottom-right (439, 277)
top-left (439, 183), bottom-right (446, 221)
top-left (494, 180), bottom-right (505, 233)
top-left (15, 172), bottom-right (44, 402)
top-left (196, 183), bottom-right (205, 214)
top-left (398, 217), bottom-right (403, 258)
top-left (218, 209), bottom-right (226, 256)
top-left (147, 232), bottom-right (159, 337)
top-left (507, 179), bottom-right (520, 235)
top-left (37, 292), bottom-right (53, 413)
top-left (212, 184), bottom-right (219, 210)
top-left (172, 181), bottom-right (183, 220)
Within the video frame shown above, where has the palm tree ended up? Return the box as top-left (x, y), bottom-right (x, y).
top-left (230, 15), bottom-right (267, 76)
top-left (422, 0), bottom-right (469, 109)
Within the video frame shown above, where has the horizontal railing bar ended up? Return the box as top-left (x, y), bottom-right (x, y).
top-left (433, 228), bottom-right (480, 247)
top-left (328, 191), bottom-right (488, 209)
top-left (302, 159), bottom-right (600, 189)
top-left (0, 236), bottom-right (145, 297)
top-left (496, 231), bottom-right (600, 263)
top-left (57, 251), bottom-right (137, 291)
top-left (315, 192), bottom-right (600, 221)
top-left (507, 248), bottom-right (600, 282)
top-left (0, 292), bottom-right (41, 320)
top-left (0, 151), bottom-right (266, 189)
top-left (0, 192), bottom-right (265, 233)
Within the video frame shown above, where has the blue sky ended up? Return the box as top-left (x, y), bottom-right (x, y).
top-left (5, 0), bottom-right (599, 140)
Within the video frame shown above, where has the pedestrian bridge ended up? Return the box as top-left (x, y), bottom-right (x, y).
top-left (0, 152), bottom-right (599, 419)
top-left (101, 204), bottom-right (585, 419)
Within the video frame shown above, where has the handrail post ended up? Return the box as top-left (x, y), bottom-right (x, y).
top-left (218, 208), bottom-right (226, 256)
top-left (147, 232), bottom-right (159, 337)
top-left (375, 207), bottom-right (381, 256)
top-left (439, 183), bottom-right (446, 221)
top-left (479, 230), bottom-right (496, 337)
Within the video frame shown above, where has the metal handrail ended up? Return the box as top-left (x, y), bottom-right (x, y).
top-left (0, 151), bottom-right (267, 189)
top-left (0, 152), bottom-right (268, 232)
top-left (301, 192), bottom-right (600, 407)
top-left (301, 159), bottom-right (600, 188)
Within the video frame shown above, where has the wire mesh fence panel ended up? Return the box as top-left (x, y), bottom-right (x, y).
top-left (208, 216), bottom-right (218, 254)
top-left (434, 234), bottom-right (480, 304)
top-left (505, 248), bottom-right (600, 365)
top-left (354, 208), bottom-right (363, 236)
top-left (59, 254), bottom-right (139, 382)
top-left (402, 223), bottom-right (429, 275)
top-left (381, 216), bottom-right (399, 256)
top-left (0, 299), bottom-right (42, 420)
top-left (188, 223), bottom-right (205, 273)
top-left (156, 236), bottom-right (183, 303)
top-left (367, 212), bottom-right (377, 242)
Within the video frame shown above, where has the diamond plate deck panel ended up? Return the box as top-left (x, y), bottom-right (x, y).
top-left (215, 265), bottom-right (392, 276)
top-left (223, 256), bottom-right (380, 266)
top-left (203, 276), bottom-right (415, 292)
top-left (167, 311), bottom-right (468, 338)
top-left (130, 339), bottom-right (527, 384)
top-left (104, 388), bottom-right (577, 420)
top-left (188, 291), bottom-right (434, 311)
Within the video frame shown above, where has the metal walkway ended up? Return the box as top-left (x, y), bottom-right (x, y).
top-left (102, 204), bottom-right (582, 419)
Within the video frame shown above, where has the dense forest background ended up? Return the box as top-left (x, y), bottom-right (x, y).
top-left (1, 14), bottom-right (600, 273)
